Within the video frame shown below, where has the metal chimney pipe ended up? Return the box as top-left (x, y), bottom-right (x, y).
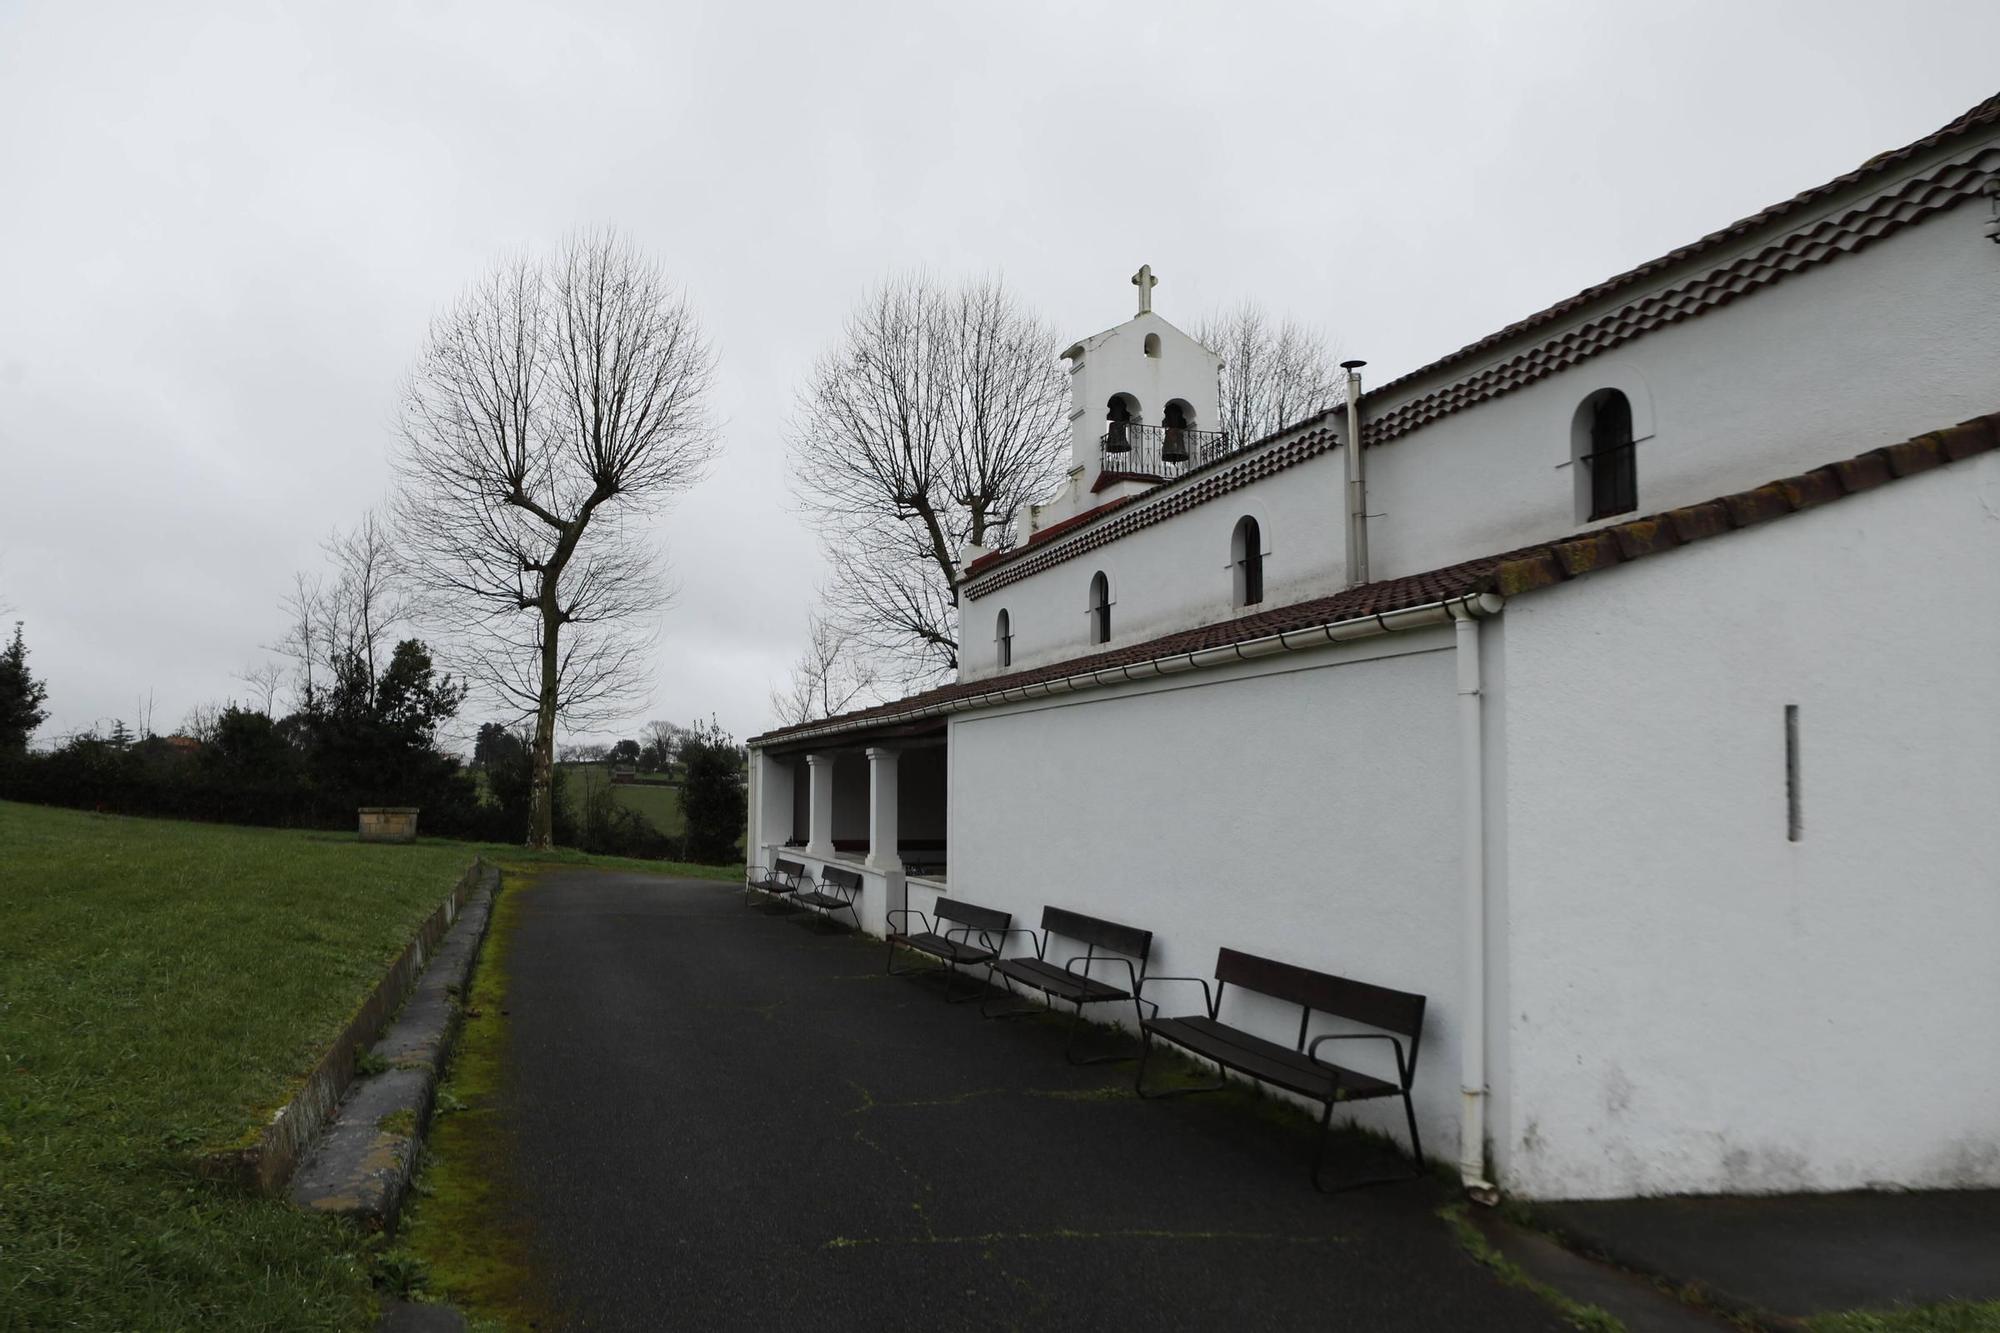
top-left (1342, 360), bottom-right (1368, 586)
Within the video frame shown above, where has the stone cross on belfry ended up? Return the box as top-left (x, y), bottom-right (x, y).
top-left (1131, 264), bottom-right (1158, 316)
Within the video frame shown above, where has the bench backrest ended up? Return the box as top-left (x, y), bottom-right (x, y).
top-left (821, 865), bottom-right (864, 895)
top-left (1041, 905), bottom-right (1152, 962)
top-left (774, 858), bottom-right (806, 880)
top-left (934, 897), bottom-right (1010, 933)
top-left (1215, 947), bottom-right (1426, 1065)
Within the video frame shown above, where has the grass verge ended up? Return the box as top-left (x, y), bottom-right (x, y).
top-left (1808, 1304), bottom-right (2000, 1332)
top-left (0, 800), bottom-right (482, 1330)
top-left (0, 800), bottom-right (732, 1330)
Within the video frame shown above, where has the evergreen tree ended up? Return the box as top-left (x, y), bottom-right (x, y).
top-left (678, 717), bottom-right (746, 864)
top-left (0, 622), bottom-right (49, 752)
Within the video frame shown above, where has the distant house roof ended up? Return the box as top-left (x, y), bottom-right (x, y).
top-left (957, 90), bottom-right (2000, 595)
top-left (751, 411), bottom-right (1998, 748)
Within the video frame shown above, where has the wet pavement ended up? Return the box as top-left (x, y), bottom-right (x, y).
top-left (492, 870), bottom-right (1566, 1331)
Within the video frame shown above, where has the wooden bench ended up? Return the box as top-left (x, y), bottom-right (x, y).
top-left (794, 865), bottom-right (863, 932)
top-left (744, 857), bottom-right (806, 908)
top-left (982, 906), bottom-right (1152, 1064)
top-left (1135, 947), bottom-right (1427, 1192)
top-left (885, 897), bottom-right (1021, 1003)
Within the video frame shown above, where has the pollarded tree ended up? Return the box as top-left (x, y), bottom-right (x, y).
top-left (1196, 301), bottom-right (1346, 448)
top-left (790, 274), bottom-right (1070, 685)
top-left (393, 229), bottom-right (718, 849)
top-left (0, 622), bottom-right (50, 752)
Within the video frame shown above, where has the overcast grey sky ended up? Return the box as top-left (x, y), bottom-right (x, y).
top-left (4, 0), bottom-right (1996, 748)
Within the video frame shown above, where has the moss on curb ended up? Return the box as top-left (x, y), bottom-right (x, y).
top-left (1440, 1203), bottom-right (1625, 1332)
top-left (392, 866), bottom-right (548, 1331)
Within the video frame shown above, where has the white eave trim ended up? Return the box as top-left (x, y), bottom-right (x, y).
top-left (752, 591), bottom-right (1506, 750)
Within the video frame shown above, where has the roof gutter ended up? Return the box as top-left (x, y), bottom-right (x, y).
top-left (751, 590), bottom-right (1506, 750)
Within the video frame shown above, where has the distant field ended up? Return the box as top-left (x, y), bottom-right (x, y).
top-left (0, 800), bottom-right (738, 1331)
top-left (557, 762), bottom-right (685, 838)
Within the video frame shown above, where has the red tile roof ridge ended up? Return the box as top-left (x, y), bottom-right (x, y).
top-left (963, 497), bottom-right (1135, 577)
top-left (1366, 91), bottom-right (2000, 405)
top-left (751, 410), bottom-right (1998, 747)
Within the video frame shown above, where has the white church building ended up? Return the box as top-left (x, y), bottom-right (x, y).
top-left (748, 92), bottom-right (2000, 1201)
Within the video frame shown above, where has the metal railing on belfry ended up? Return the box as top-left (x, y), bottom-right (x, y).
top-left (1100, 422), bottom-right (1231, 478)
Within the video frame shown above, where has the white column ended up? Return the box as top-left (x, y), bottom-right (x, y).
top-left (865, 746), bottom-right (901, 873)
top-left (753, 751), bottom-right (794, 861)
top-left (805, 753), bottom-right (836, 859)
top-left (746, 751), bottom-right (761, 864)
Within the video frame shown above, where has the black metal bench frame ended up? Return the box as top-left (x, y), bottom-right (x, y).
top-left (744, 856), bottom-right (806, 909)
top-left (885, 897), bottom-right (1023, 1003)
top-left (1135, 947), bottom-right (1427, 1193)
top-left (982, 905), bottom-right (1152, 1064)
top-left (794, 864), bottom-right (863, 932)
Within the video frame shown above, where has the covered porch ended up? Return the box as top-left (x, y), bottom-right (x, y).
top-left (747, 717), bottom-right (948, 937)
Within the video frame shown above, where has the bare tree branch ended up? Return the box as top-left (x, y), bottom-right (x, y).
top-left (392, 229), bottom-right (717, 848)
top-left (1196, 301), bottom-right (1346, 448)
top-left (769, 611), bottom-right (881, 727)
top-left (789, 274), bottom-right (1068, 689)
top-left (234, 661), bottom-right (287, 716)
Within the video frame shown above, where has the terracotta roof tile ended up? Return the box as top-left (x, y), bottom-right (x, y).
top-left (752, 410), bottom-right (1999, 747)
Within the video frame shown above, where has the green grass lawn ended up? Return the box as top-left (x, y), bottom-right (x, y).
top-left (0, 800), bottom-right (739, 1331)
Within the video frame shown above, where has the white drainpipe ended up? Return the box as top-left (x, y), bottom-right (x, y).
top-left (1454, 599), bottom-right (1501, 1203)
top-left (1342, 360), bottom-right (1369, 587)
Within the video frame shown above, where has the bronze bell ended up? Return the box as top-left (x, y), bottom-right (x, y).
top-left (1161, 426), bottom-right (1189, 463)
top-left (1104, 420), bottom-right (1131, 453)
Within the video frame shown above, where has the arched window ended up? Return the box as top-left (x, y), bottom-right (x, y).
top-left (1162, 399), bottom-right (1194, 463)
top-left (1575, 389), bottom-right (1637, 520)
top-left (1088, 572), bottom-right (1112, 644)
top-left (1103, 394), bottom-right (1138, 454)
top-left (995, 609), bottom-right (1012, 669)
top-left (1143, 332), bottom-right (1161, 358)
top-left (1231, 516), bottom-right (1264, 607)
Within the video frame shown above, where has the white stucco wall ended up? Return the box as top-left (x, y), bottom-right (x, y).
top-left (1495, 446), bottom-right (2000, 1199)
top-left (963, 462), bottom-right (1350, 681)
top-left (943, 632), bottom-right (1474, 1161)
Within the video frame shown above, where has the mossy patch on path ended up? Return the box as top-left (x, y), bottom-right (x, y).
top-left (394, 866), bottom-right (548, 1330)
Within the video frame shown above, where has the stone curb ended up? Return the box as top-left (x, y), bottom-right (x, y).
top-left (288, 863), bottom-right (502, 1232)
top-left (198, 857), bottom-right (493, 1195)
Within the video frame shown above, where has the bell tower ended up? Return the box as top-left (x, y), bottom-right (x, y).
top-left (1033, 265), bottom-right (1226, 534)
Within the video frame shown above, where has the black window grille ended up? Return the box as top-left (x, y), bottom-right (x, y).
top-left (1088, 573), bottom-right (1111, 644)
top-left (1234, 516), bottom-right (1264, 606)
top-left (1587, 391), bottom-right (1637, 519)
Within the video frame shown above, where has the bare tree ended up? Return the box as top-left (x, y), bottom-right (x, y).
top-left (234, 660), bottom-right (287, 717)
top-left (181, 701), bottom-right (223, 744)
top-left (639, 718), bottom-right (688, 772)
top-left (272, 572), bottom-right (328, 711)
top-left (770, 611), bottom-right (880, 727)
top-left (1196, 302), bottom-right (1346, 449)
top-left (393, 229), bottom-right (717, 849)
top-left (790, 274), bottom-right (1069, 686)
top-left (325, 508), bottom-right (405, 700)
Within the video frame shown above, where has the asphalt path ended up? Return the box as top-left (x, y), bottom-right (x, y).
top-left (496, 870), bottom-right (1563, 1331)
